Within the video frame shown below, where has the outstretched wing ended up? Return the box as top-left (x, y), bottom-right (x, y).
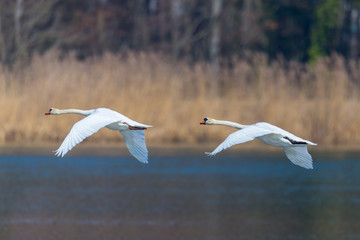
top-left (55, 114), bottom-right (115, 157)
top-left (206, 126), bottom-right (273, 156)
top-left (282, 146), bottom-right (313, 169)
top-left (119, 129), bottom-right (149, 163)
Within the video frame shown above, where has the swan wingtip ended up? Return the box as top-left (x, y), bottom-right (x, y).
top-left (136, 157), bottom-right (148, 164)
top-left (54, 150), bottom-right (60, 157)
top-left (205, 152), bottom-right (216, 157)
top-left (54, 149), bottom-right (66, 157)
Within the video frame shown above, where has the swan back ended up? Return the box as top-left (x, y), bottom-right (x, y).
top-left (96, 108), bottom-right (152, 128)
top-left (254, 122), bottom-right (316, 145)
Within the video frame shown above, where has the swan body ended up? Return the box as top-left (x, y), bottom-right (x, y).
top-left (200, 118), bottom-right (316, 169)
top-left (45, 108), bottom-right (152, 163)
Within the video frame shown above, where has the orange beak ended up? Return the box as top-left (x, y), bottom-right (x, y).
top-left (200, 120), bottom-right (206, 125)
top-left (45, 111), bottom-right (51, 115)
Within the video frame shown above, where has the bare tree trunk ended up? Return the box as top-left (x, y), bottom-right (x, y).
top-left (14, 0), bottom-right (22, 48)
top-left (210, 0), bottom-right (222, 76)
top-left (240, 0), bottom-right (263, 53)
top-left (210, 0), bottom-right (223, 96)
top-left (97, 8), bottom-right (105, 53)
top-left (241, 0), bottom-right (251, 49)
top-left (157, 0), bottom-right (167, 51)
top-left (14, 0), bottom-right (28, 66)
top-left (350, 6), bottom-right (358, 59)
top-left (0, 11), bottom-right (7, 64)
top-left (133, 0), bottom-right (149, 50)
top-left (171, 0), bottom-right (182, 60)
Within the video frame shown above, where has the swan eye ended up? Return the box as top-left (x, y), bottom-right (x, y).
top-left (204, 118), bottom-right (208, 121)
top-left (49, 108), bottom-right (52, 112)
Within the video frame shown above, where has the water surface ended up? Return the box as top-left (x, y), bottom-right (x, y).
top-left (0, 151), bottom-right (359, 240)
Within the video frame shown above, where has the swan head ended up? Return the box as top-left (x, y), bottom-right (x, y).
top-left (45, 108), bottom-right (60, 115)
top-left (200, 117), bottom-right (216, 125)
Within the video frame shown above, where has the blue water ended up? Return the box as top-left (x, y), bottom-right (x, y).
top-left (0, 151), bottom-right (359, 240)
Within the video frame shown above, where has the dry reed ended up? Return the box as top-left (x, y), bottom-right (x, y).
top-left (0, 51), bottom-right (359, 148)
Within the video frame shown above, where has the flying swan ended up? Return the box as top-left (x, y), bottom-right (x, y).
top-left (200, 118), bottom-right (316, 169)
top-left (45, 108), bottom-right (152, 163)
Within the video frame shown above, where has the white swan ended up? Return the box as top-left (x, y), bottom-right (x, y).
top-left (200, 117), bottom-right (316, 169)
top-left (45, 108), bottom-right (152, 163)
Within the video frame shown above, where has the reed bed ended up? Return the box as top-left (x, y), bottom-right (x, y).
top-left (0, 51), bottom-right (359, 147)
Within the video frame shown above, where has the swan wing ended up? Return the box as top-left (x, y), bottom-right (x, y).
top-left (282, 146), bottom-right (313, 169)
top-left (206, 126), bottom-right (273, 156)
top-left (119, 129), bottom-right (149, 163)
top-left (55, 114), bottom-right (115, 157)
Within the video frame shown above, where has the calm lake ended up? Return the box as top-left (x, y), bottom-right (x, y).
top-left (0, 150), bottom-right (359, 240)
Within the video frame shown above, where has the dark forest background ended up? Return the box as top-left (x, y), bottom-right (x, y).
top-left (1, 0), bottom-right (360, 146)
top-left (1, 0), bottom-right (360, 67)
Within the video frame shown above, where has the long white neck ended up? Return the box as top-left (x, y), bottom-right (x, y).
top-left (55, 109), bottom-right (94, 116)
top-left (210, 119), bottom-right (248, 129)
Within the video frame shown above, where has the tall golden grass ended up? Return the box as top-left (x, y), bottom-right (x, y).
top-left (0, 51), bottom-right (359, 147)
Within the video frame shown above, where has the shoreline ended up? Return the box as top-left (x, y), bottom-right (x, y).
top-left (0, 142), bottom-right (359, 156)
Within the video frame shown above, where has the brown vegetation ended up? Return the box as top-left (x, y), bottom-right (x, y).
top-left (0, 52), bottom-right (359, 147)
